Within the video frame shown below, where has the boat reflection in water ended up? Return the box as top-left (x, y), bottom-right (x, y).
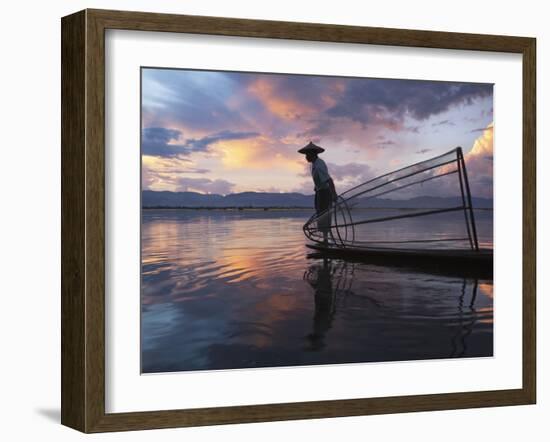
top-left (303, 258), bottom-right (487, 359)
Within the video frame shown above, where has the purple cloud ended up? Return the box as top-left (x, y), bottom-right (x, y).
top-left (183, 130), bottom-right (259, 152)
top-left (142, 127), bottom-right (260, 157)
top-left (142, 127), bottom-right (186, 156)
top-left (326, 79), bottom-right (493, 125)
top-left (376, 140), bottom-right (396, 148)
top-left (296, 161), bottom-right (375, 194)
top-left (432, 119), bottom-right (455, 127)
top-left (327, 162), bottom-right (374, 183)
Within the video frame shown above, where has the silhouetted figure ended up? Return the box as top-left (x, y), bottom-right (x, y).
top-left (298, 141), bottom-right (337, 244)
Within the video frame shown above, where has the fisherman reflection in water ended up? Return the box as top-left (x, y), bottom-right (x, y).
top-left (298, 141), bottom-right (337, 245)
top-left (304, 259), bottom-right (336, 351)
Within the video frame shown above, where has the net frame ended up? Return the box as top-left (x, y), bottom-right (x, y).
top-left (303, 147), bottom-right (480, 251)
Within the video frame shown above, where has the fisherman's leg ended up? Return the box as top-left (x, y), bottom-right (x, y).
top-left (320, 189), bottom-right (330, 245)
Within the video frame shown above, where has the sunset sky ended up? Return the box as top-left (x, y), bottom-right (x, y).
top-left (141, 68), bottom-right (494, 198)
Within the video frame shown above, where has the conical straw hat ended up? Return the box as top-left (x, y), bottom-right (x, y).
top-left (298, 141), bottom-right (325, 154)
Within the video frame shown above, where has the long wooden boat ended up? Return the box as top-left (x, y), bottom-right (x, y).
top-left (306, 243), bottom-right (493, 278)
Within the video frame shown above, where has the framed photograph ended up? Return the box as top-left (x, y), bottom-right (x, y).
top-left (61, 9), bottom-right (536, 433)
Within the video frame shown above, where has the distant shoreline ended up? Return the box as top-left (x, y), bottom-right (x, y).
top-left (142, 206), bottom-right (312, 211)
top-left (142, 206), bottom-right (494, 211)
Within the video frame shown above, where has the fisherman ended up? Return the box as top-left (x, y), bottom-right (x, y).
top-left (298, 141), bottom-right (337, 244)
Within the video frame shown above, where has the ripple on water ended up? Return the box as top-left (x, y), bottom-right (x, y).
top-left (141, 210), bottom-right (493, 373)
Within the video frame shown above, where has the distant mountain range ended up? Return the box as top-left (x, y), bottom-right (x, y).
top-left (142, 190), bottom-right (493, 209)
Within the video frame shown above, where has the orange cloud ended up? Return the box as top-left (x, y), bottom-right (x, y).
top-left (248, 78), bottom-right (314, 120)
top-left (216, 136), bottom-right (303, 172)
top-left (465, 123), bottom-right (493, 175)
top-left (436, 122), bottom-right (493, 190)
top-left (462, 123), bottom-right (494, 198)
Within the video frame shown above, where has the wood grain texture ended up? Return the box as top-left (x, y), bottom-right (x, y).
top-left (89, 8), bottom-right (532, 52)
top-left (61, 10), bottom-right (86, 432)
top-left (522, 38), bottom-right (536, 404)
top-left (60, 8), bottom-right (537, 433)
top-left (84, 9), bottom-right (107, 432)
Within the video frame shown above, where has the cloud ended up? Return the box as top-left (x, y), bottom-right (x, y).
top-left (328, 162), bottom-right (374, 184)
top-left (463, 123), bottom-right (493, 198)
top-left (142, 127), bottom-right (260, 158)
top-left (142, 161), bottom-right (236, 194)
top-left (142, 155), bottom-right (209, 174)
top-left (143, 127), bottom-right (181, 143)
top-left (173, 177), bottom-right (236, 195)
top-left (142, 69), bottom-right (252, 133)
top-left (432, 119), bottom-right (455, 127)
top-left (248, 78), bottom-right (313, 121)
top-left (142, 155), bottom-right (212, 190)
top-left (141, 68), bottom-right (494, 197)
top-left (426, 123), bottom-right (493, 198)
top-left (248, 75), bottom-right (345, 121)
top-left (326, 79), bottom-right (493, 126)
top-left (216, 135), bottom-right (303, 173)
top-left (298, 161), bottom-right (375, 194)
top-left (465, 123), bottom-right (493, 167)
top-left (295, 117), bottom-right (337, 139)
top-left (375, 140), bottom-right (396, 148)
top-left (142, 127), bottom-right (187, 157)
top-left (184, 130), bottom-right (259, 152)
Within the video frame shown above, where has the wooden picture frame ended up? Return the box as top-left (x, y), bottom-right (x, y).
top-left (61, 8), bottom-right (536, 433)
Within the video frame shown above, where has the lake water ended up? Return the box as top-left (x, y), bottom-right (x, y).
top-left (141, 209), bottom-right (493, 373)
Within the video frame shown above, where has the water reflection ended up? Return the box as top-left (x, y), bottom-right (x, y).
top-left (304, 259), bottom-right (336, 351)
top-left (449, 279), bottom-right (478, 358)
top-left (301, 258), bottom-right (489, 361)
top-left (304, 259), bottom-right (382, 351)
top-left (141, 210), bottom-right (493, 373)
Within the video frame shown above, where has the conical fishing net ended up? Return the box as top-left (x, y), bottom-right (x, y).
top-left (303, 147), bottom-right (480, 251)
